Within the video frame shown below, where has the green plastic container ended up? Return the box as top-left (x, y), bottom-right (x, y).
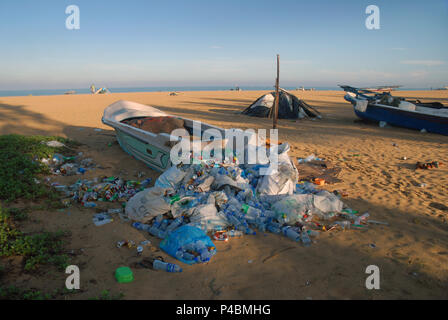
top-left (115, 267), bottom-right (134, 283)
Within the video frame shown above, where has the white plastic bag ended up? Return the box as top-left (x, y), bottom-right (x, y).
top-left (125, 187), bottom-right (171, 223)
top-left (256, 143), bottom-right (298, 196)
top-left (155, 166), bottom-right (186, 189)
top-left (313, 190), bottom-right (344, 213)
top-left (170, 196), bottom-right (197, 219)
top-left (189, 203), bottom-right (229, 231)
top-left (272, 192), bottom-right (344, 224)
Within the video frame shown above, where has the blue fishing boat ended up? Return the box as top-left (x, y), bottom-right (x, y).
top-left (340, 85), bottom-right (448, 135)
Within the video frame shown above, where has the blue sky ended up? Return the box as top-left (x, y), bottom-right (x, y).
top-left (0, 0), bottom-right (447, 90)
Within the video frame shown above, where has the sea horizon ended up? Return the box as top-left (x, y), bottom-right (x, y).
top-left (0, 85), bottom-right (435, 98)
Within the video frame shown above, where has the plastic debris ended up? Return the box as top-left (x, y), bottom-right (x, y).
top-left (153, 259), bottom-right (182, 272)
top-left (45, 140), bottom-right (66, 148)
top-left (93, 213), bottom-right (113, 226)
top-left (115, 267), bottom-right (134, 283)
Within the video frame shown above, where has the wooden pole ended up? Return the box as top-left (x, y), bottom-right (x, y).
top-left (273, 54), bottom-right (280, 129)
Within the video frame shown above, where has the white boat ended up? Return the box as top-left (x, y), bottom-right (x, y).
top-left (102, 100), bottom-right (230, 172)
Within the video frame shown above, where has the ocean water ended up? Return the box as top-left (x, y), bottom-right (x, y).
top-left (0, 86), bottom-right (429, 97)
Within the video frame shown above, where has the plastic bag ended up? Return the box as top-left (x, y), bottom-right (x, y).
top-left (170, 196), bottom-right (197, 218)
top-left (272, 192), bottom-right (344, 224)
top-left (160, 225), bottom-right (216, 265)
top-left (256, 143), bottom-right (298, 196)
top-left (272, 194), bottom-right (313, 224)
top-left (188, 202), bottom-right (230, 231)
top-left (125, 187), bottom-right (171, 223)
top-left (155, 166), bottom-right (186, 189)
top-left (313, 190), bottom-right (344, 213)
top-left (196, 176), bottom-right (215, 192)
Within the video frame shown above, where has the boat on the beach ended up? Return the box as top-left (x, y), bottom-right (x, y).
top-left (102, 100), bottom-right (230, 172)
top-left (340, 85), bottom-right (448, 135)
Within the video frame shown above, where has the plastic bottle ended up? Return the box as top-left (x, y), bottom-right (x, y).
top-left (228, 229), bottom-right (244, 237)
top-left (175, 249), bottom-right (195, 261)
top-left (300, 227), bottom-right (312, 246)
top-left (354, 212), bottom-right (370, 225)
top-left (108, 208), bottom-right (123, 214)
top-left (165, 217), bottom-right (183, 233)
top-left (267, 223), bottom-right (282, 234)
top-left (242, 204), bottom-right (261, 222)
top-left (238, 225), bottom-right (256, 235)
top-left (335, 221), bottom-right (351, 230)
top-left (160, 219), bottom-right (169, 231)
top-left (256, 222), bottom-right (267, 232)
top-left (194, 240), bottom-right (213, 263)
top-left (153, 259), bottom-right (182, 272)
top-left (132, 222), bottom-right (150, 232)
top-left (282, 226), bottom-right (301, 242)
top-left (298, 154), bottom-right (316, 163)
top-left (93, 216), bottom-right (113, 226)
top-left (148, 216), bottom-right (164, 237)
top-left (226, 214), bottom-right (243, 228)
top-left (140, 178), bottom-right (152, 189)
top-left (307, 229), bottom-right (320, 238)
top-left (83, 201), bottom-right (97, 208)
top-left (153, 215), bottom-right (164, 227)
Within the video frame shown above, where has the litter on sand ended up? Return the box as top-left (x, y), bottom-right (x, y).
top-left (114, 142), bottom-right (383, 268)
top-left (44, 138), bottom-right (383, 273)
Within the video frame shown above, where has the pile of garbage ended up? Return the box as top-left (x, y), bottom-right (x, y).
top-left (41, 151), bottom-right (96, 176)
top-left (122, 143), bottom-right (375, 267)
top-left (52, 177), bottom-right (152, 208)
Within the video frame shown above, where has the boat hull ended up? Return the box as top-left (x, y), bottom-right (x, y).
top-left (102, 100), bottom-right (232, 172)
top-left (115, 128), bottom-right (172, 172)
top-left (354, 104), bottom-right (448, 135)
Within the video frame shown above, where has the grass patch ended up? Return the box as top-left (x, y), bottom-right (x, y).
top-left (89, 290), bottom-right (125, 300)
top-left (0, 285), bottom-right (70, 300)
top-left (0, 134), bottom-right (79, 202)
top-left (0, 206), bottom-right (69, 271)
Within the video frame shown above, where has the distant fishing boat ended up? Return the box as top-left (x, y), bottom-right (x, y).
top-left (340, 85), bottom-right (448, 136)
top-left (64, 90), bottom-right (76, 95)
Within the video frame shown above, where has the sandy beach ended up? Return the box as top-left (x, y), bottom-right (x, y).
top-left (1, 89), bottom-right (447, 299)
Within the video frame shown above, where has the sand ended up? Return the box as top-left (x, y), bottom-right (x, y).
top-left (0, 90), bottom-right (447, 299)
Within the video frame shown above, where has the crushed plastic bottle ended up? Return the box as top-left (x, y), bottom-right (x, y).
top-left (153, 259), bottom-right (182, 272)
top-left (83, 201), bottom-right (97, 208)
top-left (228, 229), bottom-right (243, 237)
top-left (108, 208), bottom-right (123, 214)
top-left (354, 212), bottom-right (370, 225)
top-left (165, 216), bottom-right (184, 234)
top-left (282, 226), bottom-right (301, 242)
top-left (267, 222), bottom-right (282, 234)
top-left (300, 227), bottom-right (312, 246)
top-left (93, 213), bottom-right (113, 226)
top-left (132, 222), bottom-right (150, 232)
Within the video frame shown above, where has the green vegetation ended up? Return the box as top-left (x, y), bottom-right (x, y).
top-left (90, 290), bottom-right (125, 300)
top-left (0, 285), bottom-right (77, 300)
top-left (0, 134), bottom-right (79, 202)
top-left (0, 134), bottom-right (79, 272)
top-left (0, 286), bottom-right (49, 300)
top-left (0, 206), bottom-right (69, 271)
top-left (0, 134), bottom-right (84, 298)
